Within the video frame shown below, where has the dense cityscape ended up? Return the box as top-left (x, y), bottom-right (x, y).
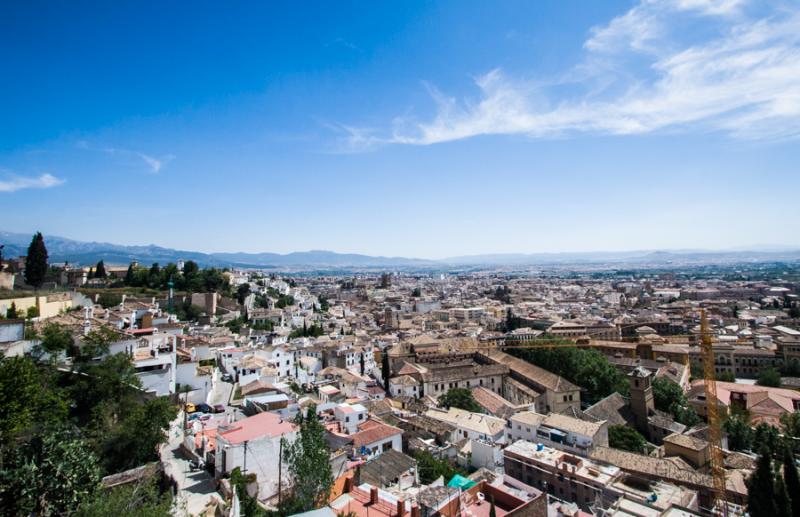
top-left (4, 1), bottom-right (800, 516)
top-left (2, 233), bottom-right (800, 516)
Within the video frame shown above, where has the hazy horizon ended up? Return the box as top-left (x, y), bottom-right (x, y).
top-left (2, 229), bottom-right (800, 262)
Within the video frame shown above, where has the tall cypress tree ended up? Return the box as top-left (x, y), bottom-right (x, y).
top-left (776, 475), bottom-right (792, 517)
top-left (124, 263), bottom-right (135, 286)
top-left (24, 232), bottom-right (48, 289)
top-left (94, 260), bottom-right (107, 278)
top-left (282, 405), bottom-right (333, 512)
top-left (381, 350), bottom-right (390, 385)
top-left (783, 446), bottom-right (800, 517)
top-left (748, 448), bottom-right (778, 517)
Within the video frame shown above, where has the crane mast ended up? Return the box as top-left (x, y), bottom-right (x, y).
top-left (700, 309), bottom-right (728, 516)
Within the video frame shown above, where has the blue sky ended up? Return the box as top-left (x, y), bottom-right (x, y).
top-left (2, 0), bottom-right (799, 258)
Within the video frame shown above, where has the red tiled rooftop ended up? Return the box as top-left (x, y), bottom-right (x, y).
top-left (218, 411), bottom-right (296, 445)
top-left (351, 420), bottom-right (402, 448)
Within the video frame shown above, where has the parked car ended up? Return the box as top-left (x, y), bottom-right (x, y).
top-left (195, 403), bottom-right (213, 413)
top-left (213, 404), bottom-right (226, 413)
top-left (221, 373), bottom-right (233, 382)
top-left (199, 414), bottom-right (212, 421)
top-left (185, 403), bottom-right (197, 414)
top-left (188, 413), bottom-right (202, 421)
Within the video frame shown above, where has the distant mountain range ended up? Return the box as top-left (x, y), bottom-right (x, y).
top-left (1, 231), bottom-right (799, 269)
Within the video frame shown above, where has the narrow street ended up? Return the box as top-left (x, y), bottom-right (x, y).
top-left (161, 416), bottom-right (223, 516)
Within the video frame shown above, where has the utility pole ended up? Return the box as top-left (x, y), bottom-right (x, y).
top-left (278, 438), bottom-right (284, 509)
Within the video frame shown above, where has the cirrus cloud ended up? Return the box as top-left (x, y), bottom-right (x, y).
top-left (0, 172), bottom-right (65, 193)
top-left (341, 0), bottom-right (800, 150)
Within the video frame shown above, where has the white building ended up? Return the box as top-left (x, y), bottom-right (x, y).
top-left (505, 411), bottom-right (608, 455)
top-left (215, 411), bottom-right (298, 501)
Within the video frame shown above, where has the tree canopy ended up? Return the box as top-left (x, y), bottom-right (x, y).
top-left (757, 368), bottom-right (782, 387)
top-left (609, 425), bottom-right (647, 453)
top-left (411, 449), bottom-right (467, 485)
top-left (439, 388), bottom-right (483, 413)
top-left (651, 377), bottom-right (700, 427)
top-left (508, 346), bottom-right (628, 403)
top-left (24, 232), bottom-right (49, 289)
top-left (0, 324), bottom-right (177, 515)
top-left (122, 260), bottom-right (230, 294)
top-left (282, 405), bottom-right (334, 514)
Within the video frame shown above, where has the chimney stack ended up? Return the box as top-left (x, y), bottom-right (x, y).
top-left (370, 487), bottom-right (379, 505)
top-left (411, 504), bottom-right (420, 517)
top-left (397, 499), bottom-right (405, 517)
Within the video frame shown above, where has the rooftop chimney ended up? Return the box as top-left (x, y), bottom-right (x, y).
top-left (411, 504), bottom-right (420, 517)
top-left (397, 499), bottom-right (405, 517)
top-left (370, 487), bottom-right (379, 505)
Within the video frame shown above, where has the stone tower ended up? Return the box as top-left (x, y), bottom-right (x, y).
top-left (628, 366), bottom-right (654, 435)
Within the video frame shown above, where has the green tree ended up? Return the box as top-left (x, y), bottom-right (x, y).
top-left (724, 412), bottom-right (754, 451)
top-left (758, 368), bottom-right (782, 387)
top-left (783, 359), bottom-right (800, 377)
top-left (716, 371), bottom-right (736, 382)
top-left (781, 412), bottom-right (800, 451)
top-left (124, 263), bottom-right (135, 285)
top-left (237, 283), bottom-right (251, 305)
top-left (282, 405), bottom-right (333, 513)
top-left (410, 449), bottom-right (467, 485)
top-left (97, 292), bottom-right (123, 309)
top-left (509, 346), bottom-right (627, 403)
top-left (748, 448), bottom-right (778, 517)
top-left (782, 445), bottom-right (800, 517)
top-left (0, 356), bottom-right (67, 443)
top-left (230, 467), bottom-right (265, 517)
top-left (754, 423), bottom-right (781, 458)
top-left (77, 325), bottom-right (120, 361)
top-left (0, 431), bottom-right (102, 517)
top-left (382, 350), bottom-right (390, 384)
top-left (609, 424), bottom-right (647, 453)
top-left (94, 396), bottom-right (178, 474)
top-left (24, 232), bottom-right (49, 289)
top-left (94, 260), bottom-right (107, 278)
top-left (439, 388), bottom-right (483, 412)
top-left (776, 474), bottom-right (792, 517)
top-left (6, 301), bottom-right (18, 319)
top-left (39, 322), bottom-right (74, 355)
top-left (652, 377), bottom-right (701, 426)
top-left (75, 474), bottom-right (172, 517)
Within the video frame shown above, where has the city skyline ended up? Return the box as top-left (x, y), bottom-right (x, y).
top-left (2, 0), bottom-right (799, 257)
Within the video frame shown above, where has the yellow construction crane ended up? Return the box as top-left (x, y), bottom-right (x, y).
top-left (700, 309), bottom-right (729, 517)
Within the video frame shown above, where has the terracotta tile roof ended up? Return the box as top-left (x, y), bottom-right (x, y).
top-left (217, 411), bottom-right (296, 445)
top-left (351, 420), bottom-right (402, 448)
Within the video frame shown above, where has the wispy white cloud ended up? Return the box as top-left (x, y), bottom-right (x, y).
top-left (0, 172), bottom-right (65, 193)
top-left (104, 147), bottom-right (174, 173)
top-left (341, 0), bottom-right (800, 149)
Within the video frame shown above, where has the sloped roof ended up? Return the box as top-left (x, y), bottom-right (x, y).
top-left (351, 420), bottom-right (403, 448)
top-left (359, 449), bottom-right (416, 487)
top-left (481, 350), bottom-right (579, 393)
top-left (584, 392), bottom-right (635, 426)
